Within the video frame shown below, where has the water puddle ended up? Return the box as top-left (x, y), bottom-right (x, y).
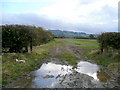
top-left (75, 61), bottom-right (100, 80)
top-left (32, 62), bottom-right (73, 88)
top-left (5, 61), bottom-right (111, 88)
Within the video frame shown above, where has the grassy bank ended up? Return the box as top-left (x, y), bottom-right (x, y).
top-left (66, 39), bottom-right (119, 65)
top-left (2, 40), bottom-right (59, 85)
top-left (2, 39), bottom-right (77, 85)
top-left (66, 39), bottom-right (120, 76)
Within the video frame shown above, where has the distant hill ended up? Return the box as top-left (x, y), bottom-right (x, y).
top-left (48, 30), bottom-right (98, 38)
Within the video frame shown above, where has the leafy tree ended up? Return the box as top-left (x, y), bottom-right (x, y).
top-left (2, 25), bottom-right (54, 53)
top-left (89, 34), bottom-right (95, 39)
top-left (97, 32), bottom-right (120, 53)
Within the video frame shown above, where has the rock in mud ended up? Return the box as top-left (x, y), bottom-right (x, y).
top-left (43, 75), bottom-right (54, 78)
top-left (60, 70), bottom-right (96, 88)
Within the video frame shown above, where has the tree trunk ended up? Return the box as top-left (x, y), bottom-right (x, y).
top-left (100, 47), bottom-right (103, 54)
top-left (30, 38), bottom-right (32, 52)
top-left (100, 43), bottom-right (103, 54)
top-left (25, 46), bottom-right (28, 53)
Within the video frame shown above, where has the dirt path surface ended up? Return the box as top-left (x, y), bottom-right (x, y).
top-left (45, 39), bottom-right (119, 88)
top-left (4, 39), bottom-right (120, 88)
top-left (47, 39), bottom-right (86, 61)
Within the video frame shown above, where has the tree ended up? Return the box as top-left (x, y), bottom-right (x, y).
top-left (2, 25), bottom-right (54, 53)
top-left (97, 32), bottom-right (120, 53)
top-left (89, 34), bottom-right (95, 39)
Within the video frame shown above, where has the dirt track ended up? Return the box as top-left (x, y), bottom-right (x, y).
top-left (4, 39), bottom-right (120, 88)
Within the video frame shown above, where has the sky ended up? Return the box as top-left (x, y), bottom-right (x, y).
top-left (1, 0), bottom-right (119, 33)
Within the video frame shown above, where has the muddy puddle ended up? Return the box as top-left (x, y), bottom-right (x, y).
top-left (5, 61), bottom-right (115, 88)
top-left (75, 61), bottom-right (100, 80)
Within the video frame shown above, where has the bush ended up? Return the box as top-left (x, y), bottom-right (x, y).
top-left (2, 25), bottom-right (54, 53)
top-left (89, 50), bottom-right (101, 55)
top-left (89, 34), bottom-right (95, 39)
top-left (97, 32), bottom-right (120, 53)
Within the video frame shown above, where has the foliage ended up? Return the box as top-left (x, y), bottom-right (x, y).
top-left (89, 34), bottom-right (95, 39)
top-left (2, 25), bottom-right (54, 53)
top-left (97, 32), bottom-right (120, 53)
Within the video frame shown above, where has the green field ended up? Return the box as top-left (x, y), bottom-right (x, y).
top-left (66, 39), bottom-right (120, 66)
top-left (2, 39), bottom-right (120, 85)
top-left (66, 39), bottom-right (99, 50)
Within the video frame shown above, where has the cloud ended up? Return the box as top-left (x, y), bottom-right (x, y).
top-left (1, 0), bottom-right (119, 33)
top-left (2, 12), bottom-right (118, 34)
top-left (38, 0), bottom-right (118, 23)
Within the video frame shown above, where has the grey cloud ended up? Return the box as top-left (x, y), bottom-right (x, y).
top-left (89, 5), bottom-right (117, 22)
top-left (2, 12), bottom-right (118, 34)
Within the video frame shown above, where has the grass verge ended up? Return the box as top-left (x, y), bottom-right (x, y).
top-left (60, 52), bottom-right (78, 68)
top-left (2, 51), bottom-right (50, 85)
top-left (66, 39), bottom-right (120, 67)
top-left (2, 40), bottom-right (59, 85)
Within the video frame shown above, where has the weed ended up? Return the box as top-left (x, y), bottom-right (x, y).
top-left (60, 53), bottom-right (78, 65)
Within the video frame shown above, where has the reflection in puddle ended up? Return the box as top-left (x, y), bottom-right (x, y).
top-left (6, 61), bottom-right (111, 88)
top-left (32, 62), bottom-right (73, 88)
top-left (75, 61), bottom-right (100, 80)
